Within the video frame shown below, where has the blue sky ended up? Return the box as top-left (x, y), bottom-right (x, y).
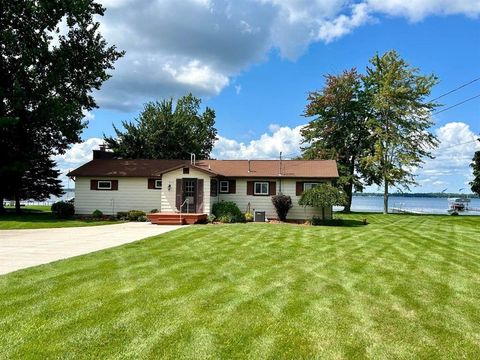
top-left (58, 0), bottom-right (480, 193)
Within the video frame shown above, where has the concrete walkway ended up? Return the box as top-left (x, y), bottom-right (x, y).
top-left (0, 222), bottom-right (182, 275)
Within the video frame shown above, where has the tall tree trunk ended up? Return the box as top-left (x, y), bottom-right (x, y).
top-left (14, 191), bottom-right (21, 214)
top-left (343, 158), bottom-right (355, 213)
top-left (383, 181), bottom-right (389, 214)
top-left (343, 182), bottom-right (353, 213)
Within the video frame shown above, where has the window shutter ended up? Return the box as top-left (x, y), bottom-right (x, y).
top-left (269, 181), bottom-right (276, 196)
top-left (196, 179), bottom-right (204, 213)
top-left (90, 180), bottom-right (98, 190)
top-left (296, 182), bottom-right (304, 196)
top-left (148, 179), bottom-right (155, 189)
top-left (229, 180), bottom-right (236, 194)
top-left (111, 180), bottom-right (119, 190)
top-left (247, 181), bottom-right (254, 195)
top-left (210, 179), bottom-right (218, 197)
top-left (175, 179), bottom-right (183, 210)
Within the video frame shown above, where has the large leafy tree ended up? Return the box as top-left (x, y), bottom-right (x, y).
top-left (0, 0), bottom-right (123, 212)
top-left (470, 140), bottom-right (480, 195)
top-left (301, 69), bottom-right (372, 213)
top-left (105, 94), bottom-right (217, 160)
top-left (361, 50), bottom-right (438, 213)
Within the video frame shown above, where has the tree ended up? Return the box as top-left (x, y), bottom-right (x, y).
top-left (105, 94), bottom-right (217, 159)
top-left (0, 0), bottom-right (123, 212)
top-left (301, 69), bottom-right (371, 213)
top-left (470, 140), bottom-right (480, 195)
top-left (271, 194), bottom-right (293, 221)
top-left (298, 184), bottom-right (347, 220)
top-left (361, 50), bottom-right (438, 214)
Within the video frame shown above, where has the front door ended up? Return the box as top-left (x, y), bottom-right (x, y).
top-left (182, 178), bottom-right (197, 213)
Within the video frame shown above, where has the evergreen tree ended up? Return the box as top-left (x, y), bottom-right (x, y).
top-left (0, 0), bottom-right (123, 212)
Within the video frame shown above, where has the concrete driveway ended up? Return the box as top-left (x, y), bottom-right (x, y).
top-left (0, 222), bottom-right (183, 275)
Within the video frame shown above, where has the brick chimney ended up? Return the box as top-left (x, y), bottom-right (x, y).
top-left (93, 144), bottom-right (114, 159)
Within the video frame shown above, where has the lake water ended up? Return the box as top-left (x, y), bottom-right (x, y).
top-left (334, 196), bottom-right (480, 215)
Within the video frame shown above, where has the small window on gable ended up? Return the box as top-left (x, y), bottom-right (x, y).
top-left (254, 182), bottom-right (269, 195)
top-left (183, 167), bottom-right (189, 174)
top-left (97, 180), bottom-right (112, 190)
top-left (155, 179), bottom-right (162, 189)
top-left (219, 180), bottom-right (229, 193)
top-left (304, 182), bottom-right (320, 191)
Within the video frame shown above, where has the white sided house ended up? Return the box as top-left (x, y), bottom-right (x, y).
top-left (68, 148), bottom-right (339, 224)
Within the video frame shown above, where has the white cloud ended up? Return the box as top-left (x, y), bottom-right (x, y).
top-left (414, 122), bottom-right (480, 191)
top-left (212, 124), bottom-right (304, 159)
top-left (82, 110), bottom-right (95, 122)
top-left (93, 0), bottom-right (480, 111)
top-left (53, 138), bottom-right (104, 185)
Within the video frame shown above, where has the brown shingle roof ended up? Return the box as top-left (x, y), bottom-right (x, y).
top-left (68, 159), bottom-right (338, 179)
top-left (195, 160), bottom-right (338, 178)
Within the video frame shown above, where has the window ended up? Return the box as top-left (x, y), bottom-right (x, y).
top-left (304, 182), bottom-right (320, 191)
top-left (219, 180), bottom-right (229, 193)
top-left (155, 179), bottom-right (162, 189)
top-left (254, 182), bottom-right (269, 195)
top-left (183, 167), bottom-right (190, 174)
top-left (97, 180), bottom-right (112, 190)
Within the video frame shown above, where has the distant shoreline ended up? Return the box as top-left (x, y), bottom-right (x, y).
top-left (353, 193), bottom-right (479, 198)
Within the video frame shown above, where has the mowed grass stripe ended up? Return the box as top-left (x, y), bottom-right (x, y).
top-left (0, 214), bottom-right (479, 359)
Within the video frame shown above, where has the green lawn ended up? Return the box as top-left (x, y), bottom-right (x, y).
top-left (0, 206), bottom-right (119, 229)
top-left (1, 214), bottom-right (479, 359)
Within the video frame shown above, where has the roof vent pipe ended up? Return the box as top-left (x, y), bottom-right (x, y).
top-left (279, 151), bottom-right (282, 176)
top-left (190, 153), bottom-right (196, 165)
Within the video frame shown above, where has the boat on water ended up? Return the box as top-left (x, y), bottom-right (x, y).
top-left (447, 197), bottom-right (471, 212)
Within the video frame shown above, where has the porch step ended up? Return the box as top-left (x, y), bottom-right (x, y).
top-left (147, 213), bottom-right (208, 225)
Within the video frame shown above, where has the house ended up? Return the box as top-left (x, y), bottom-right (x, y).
top-left (68, 148), bottom-right (339, 223)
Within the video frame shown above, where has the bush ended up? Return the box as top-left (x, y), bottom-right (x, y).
top-left (150, 208), bottom-right (158, 213)
top-left (51, 201), bottom-right (75, 219)
top-left (116, 211), bottom-right (128, 220)
top-left (271, 194), bottom-right (292, 221)
top-left (311, 216), bottom-right (343, 226)
top-left (92, 209), bottom-right (103, 218)
top-left (244, 212), bottom-right (254, 222)
top-left (127, 210), bottom-right (147, 221)
top-left (212, 201), bottom-right (245, 223)
top-left (137, 215), bottom-right (148, 222)
top-left (207, 214), bottom-right (216, 223)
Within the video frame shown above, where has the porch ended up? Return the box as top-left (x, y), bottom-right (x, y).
top-left (147, 212), bottom-right (208, 225)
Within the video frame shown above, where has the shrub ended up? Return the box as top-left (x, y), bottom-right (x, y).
top-left (212, 201), bottom-right (245, 223)
top-left (271, 194), bottom-right (292, 221)
top-left (207, 214), bottom-right (216, 223)
top-left (117, 211), bottom-right (128, 220)
top-left (137, 215), bottom-right (148, 222)
top-left (244, 212), bottom-right (254, 222)
top-left (51, 201), bottom-right (75, 219)
top-left (150, 208), bottom-right (158, 213)
top-left (92, 209), bottom-right (103, 218)
top-left (127, 210), bottom-right (147, 221)
top-left (311, 216), bottom-right (343, 226)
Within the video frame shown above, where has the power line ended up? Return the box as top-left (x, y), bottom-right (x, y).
top-left (431, 76), bottom-right (480, 102)
top-left (434, 139), bottom-right (479, 151)
top-left (433, 93), bottom-right (480, 115)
